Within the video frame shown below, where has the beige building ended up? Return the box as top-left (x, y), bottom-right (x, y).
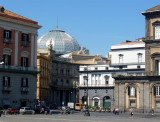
top-left (37, 46), bottom-right (55, 106)
top-left (114, 5), bottom-right (160, 113)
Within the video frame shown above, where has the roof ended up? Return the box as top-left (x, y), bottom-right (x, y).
top-left (146, 5), bottom-right (160, 12)
top-left (0, 6), bottom-right (38, 25)
top-left (120, 41), bottom-right (144, 45)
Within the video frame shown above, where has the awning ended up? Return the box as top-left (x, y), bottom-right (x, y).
top-left (3, 100), bottom-right (11, 105)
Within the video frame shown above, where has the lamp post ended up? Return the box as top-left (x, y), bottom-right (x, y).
top-left (84, 65), bottom-right (90, 116)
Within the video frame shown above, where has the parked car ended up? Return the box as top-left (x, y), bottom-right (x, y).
top-left (8, 108), bottom-right (19, 114)
top-left (19, 107), bottom-right (34, 115)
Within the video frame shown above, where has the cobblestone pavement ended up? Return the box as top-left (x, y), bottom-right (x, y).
top-left (0, 112), bottom-right (160, 122)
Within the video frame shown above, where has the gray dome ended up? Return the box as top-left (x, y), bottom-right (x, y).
top-left (38, 29), bottom-right (80, 54)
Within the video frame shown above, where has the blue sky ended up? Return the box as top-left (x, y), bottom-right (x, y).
top-left (1, 0), bottom-right (160, 57)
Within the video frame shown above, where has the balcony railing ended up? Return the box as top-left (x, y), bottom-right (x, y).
top-left (21, 41), bottom-right (30, 47)
top-left (21, 87), bottom-right (29, 93)
top-left (2, 86), bottom-right (11, 92)
top-left (0, 65), bottom-right (39, 74)
top-left (79, 84), bottom-right (114, 87)
top-left (112, 72), bottom-right (147, 77)
top-left (3, 38), bottom-right (12, 44)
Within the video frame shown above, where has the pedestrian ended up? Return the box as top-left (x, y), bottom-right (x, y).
top-left (99, 106), bottom-right (101, 113)
top-left (151, 108), bottom-right (154, 115)
top-left (130, 108), bottom-right (133, 117)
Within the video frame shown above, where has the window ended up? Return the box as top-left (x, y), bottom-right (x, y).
top-left (21, 57), bottom-right (28, 67)
top-left (61, 79), bottom-right (63, 86)
top-left (119, 66), bottom-right (123, 69)
top-left (119, 54), bottom-right (123, 63)
top-left (22, 33), bottom-right (29, 42)
top-left (138, 53), bottom-right (142, 63)
top-left (21, 33), bottom-right (29, 46)
top-left (137, 65), bottom-right (141, 69)
top-left (66, 80), bottom-right (69, 86)
top-left (3, 55), bottom-right (11, 65)
top-left (21, 78), bottom-right (28, 87)
top-left (4, 30), bottom-right (11, 39)
top-left (130, 100), bottom-right (136, 107)
top-left (155, 26), bottom-right (160, 39)
top-left (155, 86), bottom-right (160, 96)
top-left (3, 76), bottom-right (10, 87)
top-left (128, 86), bottom-right (136, 97)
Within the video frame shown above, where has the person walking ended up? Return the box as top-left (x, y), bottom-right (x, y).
top-left (130, 108), bottom-right (133, 117)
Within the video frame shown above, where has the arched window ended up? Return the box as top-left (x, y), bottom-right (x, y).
top-left (119, 54), bottom-right (123, 63)
top-left (137, 53), bottom-right (142, 63)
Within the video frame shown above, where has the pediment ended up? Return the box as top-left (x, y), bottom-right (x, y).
top-left (152, 21), bottom-right (160, 26)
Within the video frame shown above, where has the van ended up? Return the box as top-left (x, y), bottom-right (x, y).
top-left (75, 103), bottom-right (81, 110)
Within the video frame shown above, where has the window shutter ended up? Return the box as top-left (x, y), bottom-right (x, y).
top-left (8, 77), bottom-right (10, 87)
top-left (135, 88), bottom-right (137, 97)
top-left (128, 87), bottom-right (130, 96)
top-left (21, 78), bottom-right (23, 87)
top-left (26, 78), bottom-right (28, 87)
top-left (27, 34), bottom-right (29, 42)
top-left (3, 30), bottom-right (6, 38)
top-left (9, 31), bottom-right (11, 39)
top-left (3, 55), bottom-right (5, 64)
top-left (3, 76), bottom-right (5, 86)
top-left (154, 86), bottom-right (156, 96)
top-left (22, 33), bottom-right (24, 41)
top-left (21, 57), bottom-right (23, 66)
top-left (26, 58), bottom-right (28, 67)
top-left (8, 55), bottom-right (11, 65)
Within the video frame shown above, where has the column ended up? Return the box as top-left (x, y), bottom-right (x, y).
top-left (31, 33), bottom-right (34, 68)
top-left (34, 35), bottom-right (38, 68)
top-left (14, 30), bottom-right (18, 66)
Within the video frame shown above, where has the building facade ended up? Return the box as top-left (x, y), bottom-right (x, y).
top-left (37, 47), bottom-right (55, 106)
top-left (50, 57), bottom-right (79, 106)
top-left (79, 62), bottom-right (115, 109)
top-left (0, 6), bottom-right (41, 109)
top-left (114, 5), bottom-right (160, 113)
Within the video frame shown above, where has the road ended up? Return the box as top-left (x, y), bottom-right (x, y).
top-left (0, 111), bottom-right (160, 122)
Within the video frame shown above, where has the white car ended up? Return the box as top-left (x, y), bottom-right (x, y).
top-left (19, 107), bottom-right (34, 115)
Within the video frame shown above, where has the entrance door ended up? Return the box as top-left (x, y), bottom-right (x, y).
top-left (94, 102), bottom-right (98, 107)
top-left (21, 101), bottom-right (26, 107)
top-left (104, 102), bottom-right (111, 109)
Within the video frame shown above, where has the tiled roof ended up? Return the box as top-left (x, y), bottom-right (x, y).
top-left (0, 6), bottom-right (38, 25)
top-left (146, 5), bottom-right (160, 12)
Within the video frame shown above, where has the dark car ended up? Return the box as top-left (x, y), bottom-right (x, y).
top-left (8, 108), bottom-right (19, 114)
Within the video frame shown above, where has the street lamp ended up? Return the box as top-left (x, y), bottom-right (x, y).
top-left (84, 66), bottom-right (90, 116)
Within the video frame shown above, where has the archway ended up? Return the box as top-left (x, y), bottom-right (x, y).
top-left (103, 96), bottom-right (111, 109)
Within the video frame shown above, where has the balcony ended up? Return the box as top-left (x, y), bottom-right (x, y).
top-left (21, 41), bottom-right (30, 47)
top-left (112, 72), bottom-right (146, 77)
top-left (0, 65), bottom-right (40, 74)
top-left (3, 38), bottom-right (12, 44)
top-left (2, 86), bottom-right (11, 93)
top-left (79, 84), bottom-right (114, 88)
top-left (21, 87), bottom-right (29, 93)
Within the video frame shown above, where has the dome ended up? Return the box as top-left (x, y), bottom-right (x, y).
top-left (38, 29), bottom-right (80, 54)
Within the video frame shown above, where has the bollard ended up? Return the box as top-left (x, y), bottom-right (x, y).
top-left (49, 111), bottom-right (52, 115)
top-left (45, 111), bottom-right (47, 115)
top-left (32, 111), bottom-right (35, 115)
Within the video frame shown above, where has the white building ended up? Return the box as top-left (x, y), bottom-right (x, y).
top-left (109, 40), bottom-right (145, 70)
top-left (79, 62), bottom-right (115, 109)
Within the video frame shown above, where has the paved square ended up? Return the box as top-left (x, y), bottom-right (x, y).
top-left (0, 112), bottom-right (159, 122)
